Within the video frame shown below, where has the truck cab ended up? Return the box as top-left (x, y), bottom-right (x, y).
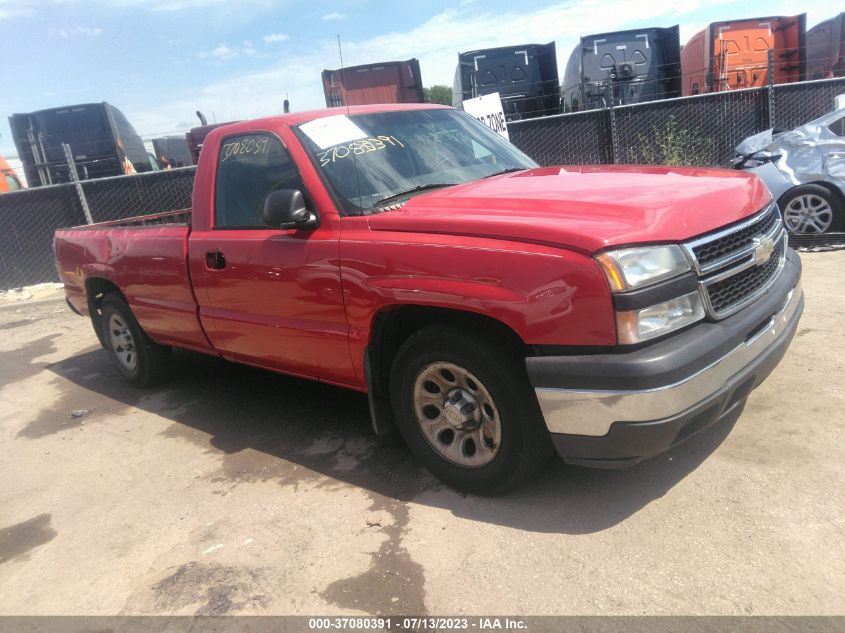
top-left (453, 43), bottom-right (560, 119)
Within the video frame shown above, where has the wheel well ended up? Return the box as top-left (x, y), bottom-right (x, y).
top-left (779, 182), bottom-right (845, 209)
top-left (367, 305), bottom-right (527, 399)
top-left (85, 278), bottom-right (123, 346)
top-left (809, 182), bottom-right (845, 210)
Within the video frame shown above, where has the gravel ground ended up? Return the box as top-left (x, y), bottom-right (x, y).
top-left (0, 251), bottom-right (843, 616)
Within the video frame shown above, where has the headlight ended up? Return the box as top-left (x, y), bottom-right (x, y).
top-left (616, 291), bottom-right (705, 344)
top-left (595, 245), bottom-right (690, 292)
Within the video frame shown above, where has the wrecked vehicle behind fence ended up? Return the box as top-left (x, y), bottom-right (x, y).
top-left (734, 107), bottom-right (845, 233)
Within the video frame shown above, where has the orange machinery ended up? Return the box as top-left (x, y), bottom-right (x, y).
top-left (681, 15), bottom-right (806, 95)
top-left (0, 156), bottom-right (23, 193)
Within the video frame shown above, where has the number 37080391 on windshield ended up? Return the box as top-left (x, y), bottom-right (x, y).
top-left (317, 136), bottom-right (405, 167)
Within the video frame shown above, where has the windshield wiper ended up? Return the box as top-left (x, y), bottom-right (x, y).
top-left (375, 183), bottom-right (458, 207)
top-left (483, 167), bottom-right (526, 178)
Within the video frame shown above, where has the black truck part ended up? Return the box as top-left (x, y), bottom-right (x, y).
top-left (561, 26), bottom-right (681, 112)
top-left (151, 136), bottom-right (193, 169)
top-left (806, 12), bottom-right (845, 79)
top-left (8, 102), bottom-right (151, 187)
top-left (453, 43), bottom-right (559, 121)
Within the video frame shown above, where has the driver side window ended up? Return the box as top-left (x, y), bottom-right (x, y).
top-left (214, 133), bottom-right (307, 229)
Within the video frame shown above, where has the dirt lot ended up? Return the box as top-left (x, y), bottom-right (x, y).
top-left (1, 252), bottom-right (843, 616)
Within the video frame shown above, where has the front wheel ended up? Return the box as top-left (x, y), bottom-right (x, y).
top-left (390, 325), bottom-right (553, 494)
top-left (779, 185), bottom-right (844, 234)
top-left (100, 294), bottom-right (171, 387)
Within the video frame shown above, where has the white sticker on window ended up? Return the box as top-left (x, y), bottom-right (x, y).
top-left (299, 115), bottom-right (368, 150)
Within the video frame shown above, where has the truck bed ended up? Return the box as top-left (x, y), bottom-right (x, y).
top-left (68, 208), bottom-right (191, 230)
top-left (54, 207), bottom-right (211, 353)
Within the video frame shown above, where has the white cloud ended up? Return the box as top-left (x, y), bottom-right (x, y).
top-left (51, 26), bottom-right (103, 38)
top-left (199, 41), bottom-right (259, 60)
top-left (262, 33), bottom-right (289, 44)
top-left (148, 0), bottom-right (219, 10)
top-left (0, 0), bottom-right (277, 19)
top-left (322, 12), bottom-right (346, 21)
top-left (144, 0), bottom-right (273, 11)
top-left (0, 0), bottom-right (33, 19)
top-left (0, 6), bottom-right (29, 19)
top-left (212, 45), bottom-right (234, 58)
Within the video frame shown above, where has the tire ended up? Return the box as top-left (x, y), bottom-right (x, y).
top-left (99, 294), bottom-right (171, 387)
top-left (779, 184), bottom-right (844, 234)
top-left (389, 324), bottom-right (553, 494)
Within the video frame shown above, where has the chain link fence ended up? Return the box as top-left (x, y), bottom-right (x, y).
top-left (510, 77), bottom-right (845, 168)
top-left (0, 167), bottom-right (195, 289)
top-left (0, 185), bottom-right (86, 290)
top-left (78, 167), bottom-right (195, 223)
top-left (508, 110), bottom-right (612, 165)
top-left (612, 87), bottom-right (770, 167)
top-left (771, 78), bottom-right (845, 131)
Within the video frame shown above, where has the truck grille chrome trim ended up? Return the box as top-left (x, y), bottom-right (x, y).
top-left (685, 204), bottom-right (780, 275)
top-left (683, 204), bottom-right (787, 319)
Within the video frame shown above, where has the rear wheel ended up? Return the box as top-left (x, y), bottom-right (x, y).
top-left (390, 325), bottom-right (553, 494)
top-left (100, 295), bottom-right (171, 387)
top-left (779, 185), bottom-right (844, 233)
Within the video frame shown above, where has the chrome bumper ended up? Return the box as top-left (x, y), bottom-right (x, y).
top-left (534, 281), bottom-right (803, 437)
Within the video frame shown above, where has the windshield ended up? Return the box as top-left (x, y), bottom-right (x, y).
top-left (293, 108), bottom-right (537, 214)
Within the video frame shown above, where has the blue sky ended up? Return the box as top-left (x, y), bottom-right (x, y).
top-left (0, 0), bottom-right (841, 159)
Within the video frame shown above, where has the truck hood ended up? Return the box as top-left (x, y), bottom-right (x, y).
top-left (367, 165), bottom-right (772, 253)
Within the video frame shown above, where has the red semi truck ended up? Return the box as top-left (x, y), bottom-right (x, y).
top-left (54, 104), bottom-right (803, 493)
top-left (322, 59), bottom-right (424, 107)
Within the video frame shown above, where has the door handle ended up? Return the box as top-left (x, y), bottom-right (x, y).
top-left (205, 250), bottom-right (226, 270)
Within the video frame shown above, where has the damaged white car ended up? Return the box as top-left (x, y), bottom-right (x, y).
top-left (734, 108), bottom-right (845, 233)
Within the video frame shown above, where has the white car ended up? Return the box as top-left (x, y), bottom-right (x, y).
top-left (734, 108), bottom-right (845, 233)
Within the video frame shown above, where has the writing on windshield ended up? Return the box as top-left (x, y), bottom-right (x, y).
top-left (294, 109), bottom-right (536, 215)
top-left (317, 136), bottom-right (405, 167)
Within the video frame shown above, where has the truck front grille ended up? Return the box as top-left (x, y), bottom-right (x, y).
top-left (692, 205), bottom-right (780, 268)
top-left (706, 238), bottom-right (785, 314)
top-left (684, 204), bottom-right (787, 319)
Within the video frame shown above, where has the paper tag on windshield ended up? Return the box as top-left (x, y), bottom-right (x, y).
top-left (299, 115), bottom-right (367, 150)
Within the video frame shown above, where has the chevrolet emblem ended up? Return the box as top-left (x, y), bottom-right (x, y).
top-left (752, 236), bottom-right (775, 266)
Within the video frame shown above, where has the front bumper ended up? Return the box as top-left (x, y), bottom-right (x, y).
top-left (527, 249), bottom-right (803, 468)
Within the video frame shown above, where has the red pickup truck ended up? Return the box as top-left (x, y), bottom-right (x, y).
top-left (54, 104), bottom-right (803, 493)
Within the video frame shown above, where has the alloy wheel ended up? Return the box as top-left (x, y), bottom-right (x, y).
top-left (783, 194), bottom-right (834, 233)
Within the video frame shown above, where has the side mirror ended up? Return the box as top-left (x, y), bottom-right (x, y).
top-left (262, 189), bottom-right (319, 230)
